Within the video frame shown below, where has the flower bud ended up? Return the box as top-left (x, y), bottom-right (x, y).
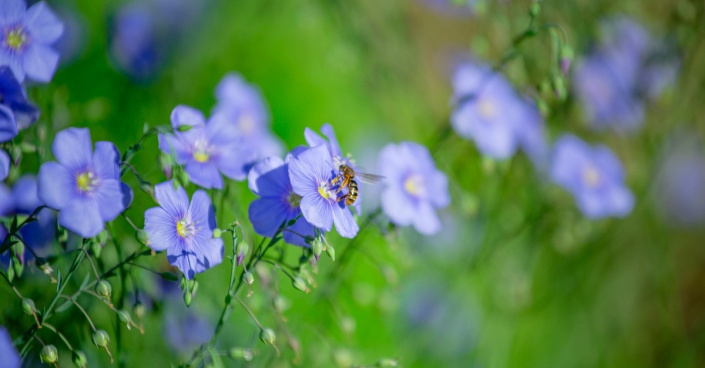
top-left (274, 295), bottom-right (290, 313)
top-left (6, 261), bottom-right (14, 282)
top-left (529, 2), bottom-right (541, 17)
top-left (118, 310), bottom-right (132, 328)
top-left (140, 183), bottom-right (155, 197)
top-left (136, 230), bottom-right (149, 246)
top-left (243, 271), bottom-right (254, 286)
top-left (12, 258), bottom-right (23, 278)
top-left (292, 277), bottom-right (309, 293)
top-left (326, 245), bottom-right (336, 261)
top-left (97, 230), bottom-right (108, 245)
top-left (133, 302), bottom-right (146, 320)
top-left (260, 328), bottom-right (276, 346)
top-left (311, 238), bottom-right (323, 259)
top-left (552, 74), bottom-right (567, 101)
top-left (560, 45), bottom-right (574, 76)
top-left (91, 240), bottom-right (103, 258)
top-left (93, 330), bottom-right (110, 348)
top-left (177, 124), bottom-right (192, 132)
top-left (177, 170), bottom-right (189, 187)
top-left (183, 290), bottom-right (192, 307)
top-left (96, 280), bottom-right (112, 299)
top-left (73, 351), bottom-right (87, 368)
top-left (212, 228), bottom-right (222, 238)
top-left (22, 298), bottom-right (36, 315)
top-left (40, 344), bottom-right (58, 364)
top-left (229, 347), bottom-right (254, 361)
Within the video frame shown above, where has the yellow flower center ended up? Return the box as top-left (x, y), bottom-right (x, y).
top-left (76, 172), bottom-right (96, 192)
top-left (5, 29), bottom-right (26, 50)
top-left (404, 174), bottom-right (424, 197)
top-left (478, 98), bottom-right (495, 119)
top-left (193, 151), bottom-right (209, 163)
top-left (176, 218), bottom-right (195, 238)
top-left (582, 166), bottom-right (601, 188)
top-left (287, 192), bottom-right (302, 208)
top-left (238, 114), bottom-right (256, 136)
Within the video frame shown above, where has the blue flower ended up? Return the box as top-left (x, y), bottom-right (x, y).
top-left (451, 61), bottom-right (546, 159)
top-left (144, 181), bottom-right (223, 279)
top-left (0, 326), bottom-right (20, 368)
top-left (288, 145), bottom-right (359, 238)
top-left (159, 105), bottom-right (253, 189)
top-left (0, 150), bottom-right (9, 181)
top-left (0, 0), bottom-right (63, 83)
top-left (550, 134), bottom-right (634, 218)
top-left (573, 17), bottom-right (679, 132)
top-left (164, 306), bottom-right (213, 353)
top-left (12, 175), bottom-right (56, 253)
top-left (213, 72), bottom-right (283, 162)
top-left (378, 142), bottom-right (449, 235)
top-left (0, 66), bottom-right (39, 136)
top-left (37, 128), bottom-right (133, 238)
top-left (248, 156), bottom-right (316, 247)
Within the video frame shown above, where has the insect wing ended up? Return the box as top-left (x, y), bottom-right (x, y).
top-left (355, 172), bottom-right (385, 184)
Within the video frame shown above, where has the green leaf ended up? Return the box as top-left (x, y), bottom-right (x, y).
top-left (159, 272), bottom-right (179, 282)
top-left (56, 299), bottom-right (73, 313)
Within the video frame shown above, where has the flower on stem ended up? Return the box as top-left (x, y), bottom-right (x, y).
top-left (159, 105), bottom-right (253, 189)
top-left (0, 0), bottom-right (64, 82)
top-left (288, 145), bottom-right (359, 238)
top-left (144, 181), bottom-right (223, 279)
top-left (0, 66), bottom-right (38, 138)
top-left (0, 326), bottom-right (20, 368)
top-left (378, 142), bottom-right (449, 235)
top-left (550, 134), bottom-right (634, 218)
top-left (213, 72), bottom-right (283, 162)
top-left (37, 128), bottom-right (133, 238)
top-left (451, 61), bottom-right (547, 160)
top-left (248, 156), bottom-right (316, 247)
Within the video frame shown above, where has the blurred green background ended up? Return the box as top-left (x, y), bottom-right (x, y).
top-left (4, 0), bottom-right (705, 367)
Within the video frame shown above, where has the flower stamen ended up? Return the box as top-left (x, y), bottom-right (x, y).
top-left (4, 27), bottom-right (27, 51)
top-left (76, 171), bottom-right (97, 192)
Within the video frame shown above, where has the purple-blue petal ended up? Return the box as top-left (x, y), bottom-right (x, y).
top-left (185, 160), bottom-right (223, 189)
top-left (0, 0), bottom-right (26, 24)
top-left (37, 161), bottom-right (74, 210)
top-left (144, 207), bottom-right (177, 251)
top-left (247, 156), bottom-right (285, 195)
top-left (299, 194), bottom-right (333, 232)
top-left (153, 181), bottom-right (189, 217)
top-left (94, 179), bottom-right (127, 221)
top-left (21, 44), bottom-right (60, 83)
top-left (0, 105), bottom-right (18, 142)
top-left (52, 127), bottom-right (92, 170)
top-left (282, 216), bottom-right (315, 247)
top-left (58, 197), bottom-right (103, 237)
top-left (0, 150), bottom-right (9, 181)
top-left (23, 1), bottom-right (64, 44)
top-left (289, 145), bottom-right (335, 197)
top-left (171, 105), bottom-right (205, 130)
top-left (249, 197), bottom-right (289, 238)
top-left (331, 203), bottom-right (358, 238)
top-left (92, 141), bottom-right (120, 180)
top-left (11, 175), bottom-right (41, 213)
top-left (0, 327), bottom-right (20, 368)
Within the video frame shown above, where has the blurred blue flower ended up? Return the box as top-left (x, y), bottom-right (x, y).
top-left (164, 306), bottom-right (213, 353)
top-left (573, 16), bottom-right (679, 132)
top-left (37, 128), bottom-right (133, 238)
top-left (419, 0), bottom-right (482, 17)
top-left (53, 5), bottom-right (87, 65)
top-left (0, 150), bottom-right (9, 180)
top-left (214, 72), bottom-right (283, 162)
top-left (378, 142), bottom-right (449, 235)
top-left (0, 0), bottom-right (63, 83)
top-left (159, 105), bottom-right (253, 189)
top-left (451, 61), bottom-right (546, 159)
top-left (0, 326), bottom-right (20, 368)
top-left (144, 181), bottom-right (223, 279)
top-left (248, 156), bottom-right (316, 247)
top-left (109, 0), bottom-right (206, 82)
top-left (1, 66), bottom-right (39, 138)
top-left (654, 134), bottom-right (705, 227)
top-left (550, 134), bottom-right (634, 218)
top-left (12, 175), bottom-right (56, 254)
top-left (288, 144), bottom-right (359, 238)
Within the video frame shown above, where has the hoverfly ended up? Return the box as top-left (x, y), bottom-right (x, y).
top-left (332, 157), bottom-right (385, 206)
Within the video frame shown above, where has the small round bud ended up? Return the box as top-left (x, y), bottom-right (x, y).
top-left (311, 238), bottom-right (323, 258)
top-left (377, 358), bottom-right (399, 367)
top-left (560, 45), bottom-right (574, 76)
top-left (93, 330), bottom-right (110, 348)
top-left (91, 240), bottom-right (103, 258)
top-left (212, 228), bottom-right (222, 238)
top-left (118, 310), bottom-right (132, 325)
top-left (183, 290), bottom-right (193, 307)
top-left (40, 344), bottom-right (58, 364)
top-left (136, 230), bottom-right (150, 246)
top-left (236, 241), bottom-right (249, 256)
top-left (177, 170), bottom-right (189, 187)
top-left (243, 272), bottom-right (254, 286)
top-left (22, 298), bottom-right (36, 315)
top-left (326, 245), bottom-right (336, 261)
top-left (260, 328), bottom-right (276, 346)
top-left (96, 280), bottom-right (112, 299)
top-left (529, 2), bottom-right (541, 17)
top-left (133, 303), bottom-right (146, 320)
top-left (292, 277), bottom-right (308, 293)
top-left (73, 351), bottom-right (87, 368)
top-left (229, 347), bottom-right (254, 361)
top-left (12, 258), bottom-right (24, 278)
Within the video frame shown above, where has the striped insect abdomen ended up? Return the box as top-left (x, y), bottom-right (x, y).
top-left (345, 180), bottom-right (359, 206)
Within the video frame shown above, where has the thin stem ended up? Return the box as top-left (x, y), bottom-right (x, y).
top-left (81, 248), bottom-right (101, 280)
top-left (58, 295), bottom-right (96, 331)
top-left (235, 296), bottom-right (264, 329)
top-left (121, 214), bottom-right (139, 231)
top-left (42, 323), bottom-right (73, 351)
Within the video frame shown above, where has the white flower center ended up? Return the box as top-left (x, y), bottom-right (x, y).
top-left (478, 98), bottom-right (496, 119)
top-left (4, 26), bottom-right (27, 51)
top-left (176, 217), bottom-right (197, 239)
top-left (192, 140), bottom-right (211, 163)
top-left (404, 173), bottom-right (425, 198)
top-left (76, 171), bottom-right (98, 193)
top-left (582, 166), bottom-right (601, 188)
